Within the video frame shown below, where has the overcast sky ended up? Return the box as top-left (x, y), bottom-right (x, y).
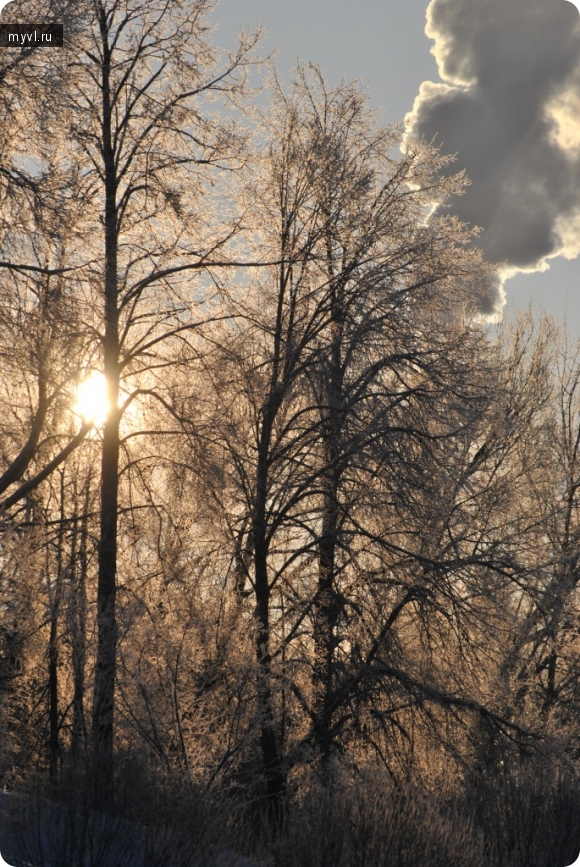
top-left (215, 0), bottom-right (580, 334)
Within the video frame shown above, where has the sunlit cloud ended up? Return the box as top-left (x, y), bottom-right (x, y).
top-left (405, 0), bottom-right (580, 317)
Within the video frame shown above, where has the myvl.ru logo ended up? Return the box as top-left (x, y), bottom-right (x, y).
top-left (0, 0), bottom-right (64, 48)
top-left (0, 25), bottom-right (64, 46)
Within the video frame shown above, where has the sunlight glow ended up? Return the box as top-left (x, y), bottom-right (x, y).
top-left (74, 371), bottom-right (111, 425)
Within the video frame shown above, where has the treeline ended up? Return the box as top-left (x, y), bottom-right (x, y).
top-left (0, 0), bottom-right (579, 862)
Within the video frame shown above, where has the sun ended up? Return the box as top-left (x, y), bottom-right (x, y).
top-left (74, 371), bottom-right (111, 425)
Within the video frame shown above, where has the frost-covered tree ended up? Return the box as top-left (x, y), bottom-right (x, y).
top-left (179, 66), bottom-right (506, 810)
top-left (44, 0), bottom-right (260, 792)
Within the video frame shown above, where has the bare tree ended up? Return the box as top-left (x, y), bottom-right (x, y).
top-left (180, 66), bottom-right (504, 809)
top-left (491, 313), bottom-right (580, 753)
top-left (40, 0), bottom-right (261, 794)
top-left (0, 1), bottom-right (95, 517)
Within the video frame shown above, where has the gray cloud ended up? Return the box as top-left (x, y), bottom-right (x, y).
top-left (406, 0), bottom-right (580, 315)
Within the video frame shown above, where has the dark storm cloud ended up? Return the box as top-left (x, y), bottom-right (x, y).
top-left (406, 0), bottom-right (580, 315)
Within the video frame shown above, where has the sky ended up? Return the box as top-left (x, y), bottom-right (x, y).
top-left (215, 0), bottom-right (580, 334)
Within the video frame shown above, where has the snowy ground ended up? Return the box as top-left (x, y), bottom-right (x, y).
top-left (0, 792), bottom-right (262, 867)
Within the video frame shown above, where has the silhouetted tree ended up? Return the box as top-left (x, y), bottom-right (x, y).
top-left (54, 0), bottom-right (259, 795)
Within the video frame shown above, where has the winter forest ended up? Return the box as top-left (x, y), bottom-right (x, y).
top-left (0, 1), bottom-right (580, 865)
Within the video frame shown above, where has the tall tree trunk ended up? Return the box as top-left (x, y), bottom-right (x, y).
top-left (91, 9), bottom-right (120, 797)
top-left (48, 472), bottom-right (65, 780)
top-left (253, 414), bottom-right (286, 823)
top-left (312, 276), bottom-right (344, 764)
top-left (312, 476), bottom-right (341, 763)
top-left (71, 481), bottom-right (90, 761)
top-left (48, 608), bottom-right (59, 780)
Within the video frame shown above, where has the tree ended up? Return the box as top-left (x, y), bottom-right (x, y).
top-left (50, 0), bottom-right (259, 794)
top-left (0, 0), bottom-right (94, 518)
top-left (491, 313), bottom-right (580, 752)
top-left (179, 66), bottom-right (503, 809)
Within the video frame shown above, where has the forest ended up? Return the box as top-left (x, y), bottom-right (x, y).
top-left (0, 1), bottom-right (579, 865)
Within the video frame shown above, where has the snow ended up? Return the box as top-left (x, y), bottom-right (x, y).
top-left (0, 791), bottom-right (263, 867)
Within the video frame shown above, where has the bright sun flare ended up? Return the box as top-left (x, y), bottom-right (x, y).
top-left (74, 371), bottom-right (111, 425)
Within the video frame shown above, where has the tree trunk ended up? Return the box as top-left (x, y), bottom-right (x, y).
top-left (312, 277), bottom-right (343, 764)
top-left (48, 613), bottom-right (59, 780)
top-left (91, 11), bottom-right (120, 798)
top-left (253, 416), bottom-right (286, 823)
top-left (92, 405), bottom-right (119, 791)
top-left (71, 483), bottom-right (90, 761)
top-left (48, 473), bottom-right (65, 780)
top-left (312, 480), bottom-right (341, 763)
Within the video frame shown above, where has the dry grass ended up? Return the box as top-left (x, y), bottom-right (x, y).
top-left (0, 758), bottom-right (578, 867)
